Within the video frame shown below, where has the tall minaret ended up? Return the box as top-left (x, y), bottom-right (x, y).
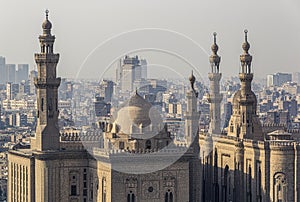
top-left (31, 10), bottom-right (61, 151)
top-left (227, 30), bottom-right (262, 140)
top-left (185, 72), bottom-right (201, 202)
top-left (208, 32), bottom-right (222, 135)
top-left (185, 72), bottom-right (200, 145)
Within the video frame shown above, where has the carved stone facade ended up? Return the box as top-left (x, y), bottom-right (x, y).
top-left (200, 31), bottom-right (300, 202)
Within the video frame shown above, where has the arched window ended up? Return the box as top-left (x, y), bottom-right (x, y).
top-left (274, 173), bottom-right (287, 202)
top-left (146, 140), bottom-right (151, 150)
top-left (256, 163), bottom-right (262, 202)
top-left (222, 165), bottom-right (230, 202)
top-left (127, 191), bottom-right (135, 202)
top-left (165, 190), bottom-right (173, 202)
top-left (247, 165), bottom-right (252, 202)
top-left (213, 148), bottom-right (219, 202)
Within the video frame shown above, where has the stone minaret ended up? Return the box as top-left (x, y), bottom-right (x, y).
top-left (227, 30), bottom-right (262, 140)
top-left (184, 72), bottom-right (201, 202)
top-left (208, 33), bottom-right (222, 135)
top-left (185, 72), bottom-right (200, 145)
top-left (31, 10), bottom-right (61, 151)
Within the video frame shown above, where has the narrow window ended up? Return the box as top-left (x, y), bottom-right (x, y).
top-left (41, 98), bottom-right (44, 111)
top-left (146, 140), bottom-right (151, 150)
top-left (71, 185), bottom-right (77, 196)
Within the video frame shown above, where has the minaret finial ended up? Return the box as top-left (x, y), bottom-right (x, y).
top-left (209, 32), bottom-right (221, 73)
top-left (244, 29), bottom-right (248, 42)
top-left (189, 71), bottom-right (198, 98)
top-left (45, 9), bottom-right (49, 20)
top-left (211, 32), bottom-right (219, 55)
top-left (240, 29), bottom-right (252, 73)
top-left (213, 32), bottom-right (217, 44)
top-left (242, 29), bottom-right (250, 53)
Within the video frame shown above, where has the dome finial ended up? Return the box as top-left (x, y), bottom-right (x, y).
top-left (213, 32), bottom-right (217, 44)
top-left (42, 9), bottom-right (52, 32)
top-left (244, 29), bottom-right (248, 42)
top-left (242, 29), bottom-right (250, 53)
top-left (209, 32), bottom-right (221, 73)
top-left (240, 29), bottom-right (252, 73)
top-left (189, 71), bottom-right (198, 97)
top-left (45, 9), bottom-right (49, 20)
top-left (211, 32), bottom-right (219, 55)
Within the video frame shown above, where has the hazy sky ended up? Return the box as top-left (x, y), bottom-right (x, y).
top-left (0, 0), bottom-right (299, 80)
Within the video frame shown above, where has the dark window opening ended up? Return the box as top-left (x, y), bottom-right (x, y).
top-left (83, 189), bottom-right (87, 196)
top-left (71, 185), bottom-right (77, 196)
top-left (127, 191), bottom-right (135, 202)
top-left (146, 140), bottom-right (151, 150)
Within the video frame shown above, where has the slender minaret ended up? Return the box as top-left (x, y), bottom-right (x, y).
top-left (31, 10), bottom-right (61, 151)
top-left (185, 72), bottom-right (200, 145)
top-left (208, 32), bottom-right (222, 135)
top-left (227, 30), bottom-right (262, 140)
top-left (184, 72), bottom-right (201, 202)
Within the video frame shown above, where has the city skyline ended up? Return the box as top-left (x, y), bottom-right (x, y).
top-left (3, 9), bottom-right (300, 201)
top-left (0, 0), bottom-right (299, 79)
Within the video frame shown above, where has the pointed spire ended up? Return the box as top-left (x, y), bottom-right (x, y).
top-left (209, 32), bottom-right (221, 73)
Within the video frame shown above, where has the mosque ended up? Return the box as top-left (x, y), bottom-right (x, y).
top-left (8, 11), bottom-right (300, 202)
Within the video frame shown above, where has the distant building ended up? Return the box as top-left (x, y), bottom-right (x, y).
top-left (292, 72), bottom-right (300, 84)
top-left (99, 80), bottom-right (114, 103)
top-left (94, 96), bottom-right (111, 117)
top-left (59, 79), bottom-right (73, 100)
top-left (0, 57), bottom-right (6, 84)
top-left (29, 70), bottom-right (37, 95)
top-left (6, 64), bottom-right (16, 83)
top-left (16, 64), bottom-right (29, 83)
top-left (278, 99), bottom-right (297, 117)
top-left (6, 83), bottom-right (19, 100)
top-left (118, 55), bottom-right (148, 93)
top-left (140, 59), bottom-right (147, 80)
top-left (267, 72), bottom-right (292, 87)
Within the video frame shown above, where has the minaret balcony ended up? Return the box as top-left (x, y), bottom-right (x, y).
top-left (34, 53), bottom-right (59, 63)
top-left (239, 73), bottom-right (253, 82)
top-left (207, 94), bottom-right (223, 103)
top-left (34, 77), bottom-right (61, 88)
top-left (208, 73), bottom-right (222, 81)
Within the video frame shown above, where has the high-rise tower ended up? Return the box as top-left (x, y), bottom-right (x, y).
top-left (31, 10), bottom-right (61, 151)
top-left (207, 33), bottom-right (223, 135)
top-left (228, 30), bottom-right (262, 140)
